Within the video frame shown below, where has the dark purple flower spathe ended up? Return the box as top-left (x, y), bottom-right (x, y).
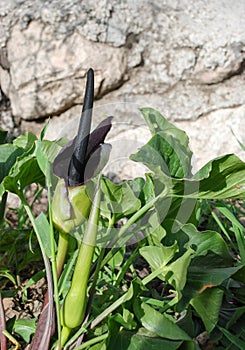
top-left (52, 68), bottom-right (112, 234)
top-left (53, 68), bottom-right (112, 186)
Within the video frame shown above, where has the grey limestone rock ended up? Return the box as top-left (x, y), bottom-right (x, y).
top-left (0, 0), bottom-right (244, 174)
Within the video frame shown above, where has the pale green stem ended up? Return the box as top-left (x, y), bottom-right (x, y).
top-left (75, 333), bottom-right (108, 350)
top-left (58, 327), bottom-right (72, 350)
top-left (63, 324), bottom-right (88, 350)
top-left (85, 218), bottom-right (115, 310)
top-left (56, 231), bottom-right (70, 278)
top-left (115, 247), bottom-right (139, 287)
top-left (60, 177), bottom-right (101, 346)
top-left (142, 265), bottom-right (164, 286)
top-left (69, 222), bottom-right (113, 348)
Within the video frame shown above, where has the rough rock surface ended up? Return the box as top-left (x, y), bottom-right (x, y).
top-left (0, 0), bottom-right (245, 174)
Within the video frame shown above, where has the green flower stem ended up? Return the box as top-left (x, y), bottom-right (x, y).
top-left (62, 243), bottom-right (95, 328)
top-left (60, 177), bottom-right (101, 346)
top-left (88, 247), bottom-right (105, 300)
top-left (59, 327), bottom-right (71, 350)
top-left (69, 220), bottom-right (114, 347)
top-left (86, 220), bottom-right (114, 310)
top-left (63, 323), bottom-right (89, 350)
top-left (115, 247), bottom-right (139, 287)
top-left (56, 231), bottom-right (70, 279)
top-left (142, 265), bottom-right (165, 286)
top-left (75, 333), bottom-right (108, 350)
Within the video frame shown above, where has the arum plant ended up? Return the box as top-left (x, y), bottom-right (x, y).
top-left (52, 68), bottom-right (112, 277)
top-left (51, 68), bottom-right (112, 348)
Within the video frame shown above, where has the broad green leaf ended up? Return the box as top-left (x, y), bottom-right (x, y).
top-left (142, 173), bottom-right (155, 203)
top-left (107, 247), bottom-right (125, 268)
top-left (13, 318), bottom-right (36, 343)
top-left (130, 108), bottom-right (192, 178)
top-left (101, 178), bottom-right (141, 220)
top-left (2, 147), bottom-right (45, 194)
top-left (134, 300), bottom-right (191, 341)
top-left (101, 177), bottom-right (122, 203)
top-left (130, 135), bottom-right (189, 179)
top-left (140, 108), bottom-right (191, 151)
top-left (122, 309), bottom-right (137, 329)
top-left (164, 248), bottom-right (194, 304)
top-left (191, 287), bottom-right (224, 333)
top-left (141, 246), bottom-right (193, 305)
top-left (132, 139), bottom-right (245, 200)
top-left (36, 139), bottom-right (63, 175)
top-left (162, 222), bottom-right (233, 266)
top-left (140, 243), bottom-right (178, 277)
top-left (13, 132), bottom-right (37, 150)
top-left (110, 313), bottom-right (136, 330)
top-left (34, 213), bottom-right (52, 258)
top-left (131, 109), bottom-right (245, 200)
top-left (180, 265), bottom-right (242, 309)
top-left (91, 280), bottom-right (143, 329)
top-left (164, 154), bottom-right (245, 200)
top-left (127, 174), bottom-right (155, 208)
top-left (181, 224), bottom-right (233, 264)
top-left (130, 145), bottom-right (171, 189)
top-left (170, 168), bottom-right (245, 201)
top-left (179, 342), bottom-right (197, 350)
top-left (107, 328), bottom-right (182, 350)
top-left (192, 154), bottom-right (245, 199)
top-left (35, 139), bottom-right (65, 190)
top-left (145, 212), bottom-right (167, 245)
top-left (232, 266), bottom-right (245, 284)
top-left (0, 144), bottom-right (24, 183)
top-left (127, 177), bottom-right (145, 200)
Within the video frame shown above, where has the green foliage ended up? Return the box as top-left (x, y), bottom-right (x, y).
top-left (13, 318), bottom-right (37, 343)
top-left (0, 108), bottom-right (244, 349)
top-left (133, 300), bottom-right (191, 341)
top-left (191, 287), bottom-right (224, 333)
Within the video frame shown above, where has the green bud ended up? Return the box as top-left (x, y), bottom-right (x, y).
top-left (52, 178), bottom-right (91, 234)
